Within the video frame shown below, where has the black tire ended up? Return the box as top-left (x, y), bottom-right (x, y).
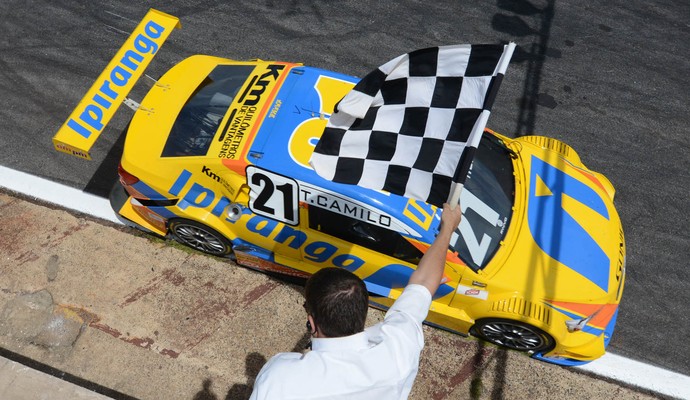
top-left (168, 219), bottom-right (232, 257)
top-left (471, 318), bottom-right (555, 353)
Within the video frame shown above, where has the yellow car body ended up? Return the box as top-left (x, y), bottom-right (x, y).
top-left (54, 10), bottom-right (625, 366)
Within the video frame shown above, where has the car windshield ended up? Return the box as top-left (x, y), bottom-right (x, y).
top-left (451, 134), bottom-right (515, 271)
top-left (162, 65), bottom-right (255, 157)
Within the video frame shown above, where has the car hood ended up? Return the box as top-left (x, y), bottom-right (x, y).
top-left (485, 137), bottom-right (625, 304)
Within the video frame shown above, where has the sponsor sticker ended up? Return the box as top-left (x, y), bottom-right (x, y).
top-left (456, 284), bottom-right (488, 300)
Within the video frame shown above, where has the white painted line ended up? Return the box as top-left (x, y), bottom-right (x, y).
top-left (0, 166), bottom-right (122, 224)
top-left (578, 353), bottom-right (690, 399)
top-left (1, 165), bottom-right (689, 399)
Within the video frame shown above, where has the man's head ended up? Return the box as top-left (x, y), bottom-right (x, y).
top-left (304, 268), bottom-right (369, 338)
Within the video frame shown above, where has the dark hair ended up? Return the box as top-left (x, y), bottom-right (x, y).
top-left (304, 268), bottom-right (369, 338)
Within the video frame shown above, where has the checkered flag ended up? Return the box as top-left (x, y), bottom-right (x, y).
top-left (310, 43), bottom-right (515, 207)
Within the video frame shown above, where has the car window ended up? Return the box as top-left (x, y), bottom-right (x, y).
top-left (309, 206), bottom-right (423, 265)
top-left (162, 65), bottom-right (255, 157)
top-left (451, 134), bottom-right (515, 271)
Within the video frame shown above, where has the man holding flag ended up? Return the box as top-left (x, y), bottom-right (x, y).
top-left (250, 203), bottom-right (462, 400)
top-left (251, 43), bottom-right (514, 399)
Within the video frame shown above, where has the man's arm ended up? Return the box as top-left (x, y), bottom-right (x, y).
top-left (408, 203), bottom-right (462, 295)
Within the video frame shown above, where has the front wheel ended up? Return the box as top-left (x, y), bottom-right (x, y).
top-left (471, 318), bottom-right (555, 353)
top-left (168, 219), bottom-right (232, 257)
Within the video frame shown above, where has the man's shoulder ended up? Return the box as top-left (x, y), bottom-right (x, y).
top-left (386, 284), bottom-right (432, 323)
top-left (251, 351), bottom-right (319, 399)
top-left (254, 353), bottom-right (301, 385)
top-left (268, 351), bottom-right (305, 361)
top-left (263, 351), bottom-right (307, 370)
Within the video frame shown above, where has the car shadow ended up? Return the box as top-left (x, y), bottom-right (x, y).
top-left (83, 125), bottom-right (126, 198)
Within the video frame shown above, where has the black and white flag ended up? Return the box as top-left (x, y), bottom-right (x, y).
top-left (310, 43), bottom-right (515, 207)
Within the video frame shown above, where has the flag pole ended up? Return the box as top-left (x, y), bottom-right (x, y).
top-left (447, 42), bottom-right (516, 210)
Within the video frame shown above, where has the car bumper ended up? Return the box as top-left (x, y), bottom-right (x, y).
top-left (533, 308), bottom-right (620, 366)
top-left (109, 182), bottom-right (168, 236)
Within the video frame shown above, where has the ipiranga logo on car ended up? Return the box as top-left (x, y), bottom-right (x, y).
top-left (53, 9), bottom-right (180, 160)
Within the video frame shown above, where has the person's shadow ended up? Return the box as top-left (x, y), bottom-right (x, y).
top-left (290, 331), bottom-right (312, 353)
top-left (192, 329), bottom-right (312, 399)
top-left (223, 331), bottom-right (311, 399)
top-left (190, 352), bottom-right (267, 400)
top-left (223, 352), bottom-right (268, 399)
top-left (193, 379), bottom-right (217, 400)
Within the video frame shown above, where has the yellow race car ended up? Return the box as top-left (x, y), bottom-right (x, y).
top-left (54, 10), bottom-right (625, 366)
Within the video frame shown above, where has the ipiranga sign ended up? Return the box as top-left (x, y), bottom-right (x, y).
top-left (53, 9), bottom-right (180, 160)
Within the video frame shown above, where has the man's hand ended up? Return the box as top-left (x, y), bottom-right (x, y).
top-left (408, 203), bottom-right (462, 296)
top-left (439, 203), bottom-right (462, 236)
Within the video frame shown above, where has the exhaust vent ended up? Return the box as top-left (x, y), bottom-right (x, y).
top-left (492, 297), bottom-right (551, 325)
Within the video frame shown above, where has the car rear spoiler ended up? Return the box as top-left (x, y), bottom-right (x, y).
top-left (52, 9), bottom-right (180, 160)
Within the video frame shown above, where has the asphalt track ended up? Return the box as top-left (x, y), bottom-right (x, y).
top-left (1, 0), bottom-right (689, 383)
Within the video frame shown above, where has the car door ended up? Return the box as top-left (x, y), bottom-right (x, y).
top-left (302, 202), bottom-right (431, 297)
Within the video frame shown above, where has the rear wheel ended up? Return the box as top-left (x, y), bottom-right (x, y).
top-left (471, 318), bottom-right (555, 353)
top-left (168, 219), bottom-right (232, 257)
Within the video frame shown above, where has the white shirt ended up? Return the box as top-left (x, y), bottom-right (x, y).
top-left (249, 284), bottom-right (432, 400)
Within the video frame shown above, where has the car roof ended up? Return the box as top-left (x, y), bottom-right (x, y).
top-left (246, 64), bottom-right (439, 240)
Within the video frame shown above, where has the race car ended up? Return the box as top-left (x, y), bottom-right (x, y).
top-left (54, 10), bottom-right (625, 366)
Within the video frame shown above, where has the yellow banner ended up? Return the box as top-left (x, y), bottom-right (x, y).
top-left (53, 9), bottom-right (180, 160)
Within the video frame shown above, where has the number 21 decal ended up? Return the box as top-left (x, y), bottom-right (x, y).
top-left (246, 166), bottom-right (299, 225)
